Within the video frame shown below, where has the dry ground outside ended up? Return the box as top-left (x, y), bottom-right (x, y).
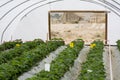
top-left (51, 23), bottom-right (105, 44)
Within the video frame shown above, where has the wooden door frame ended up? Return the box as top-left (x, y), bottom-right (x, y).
top-left (48, 10), bottom-right (108, 44)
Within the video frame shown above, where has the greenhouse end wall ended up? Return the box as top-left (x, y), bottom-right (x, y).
top-left (0, 0), bottom-right (120, 45)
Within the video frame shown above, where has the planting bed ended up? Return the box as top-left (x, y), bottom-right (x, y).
top-left (18, 46), bottom-right (67, 80)
top-left (0, 39), bottom-right (44, 65)
top-left (0, 39), bottom-right (65, 80)
top-left (0, 39), bottom-right (22, 52)
top-left (77, 40), bottom-right (106, 80)
top-left (26, 39), bottom-right (84, 80)
top-left (0, 39), bottom-right (120, 80)
top-left (61, 46), bottom-right (90, 80)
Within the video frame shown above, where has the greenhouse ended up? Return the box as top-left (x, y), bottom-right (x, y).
top-left (0, 0), bottom-right (120, 80)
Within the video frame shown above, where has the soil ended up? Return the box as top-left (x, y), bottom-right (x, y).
top-left (51, 23), bottom-right (105, 44)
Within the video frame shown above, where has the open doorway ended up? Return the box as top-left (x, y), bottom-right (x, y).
top-left (49, 11), bottom-right (107, 44)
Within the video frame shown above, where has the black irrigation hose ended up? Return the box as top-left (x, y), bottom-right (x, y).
top-left (0, 0), bottom-right (30, 20)
top-left (0, 0), bottom-right (13, 7)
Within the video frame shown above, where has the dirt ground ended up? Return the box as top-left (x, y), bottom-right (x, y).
top-left (51, 23), bottom-right (105, 44)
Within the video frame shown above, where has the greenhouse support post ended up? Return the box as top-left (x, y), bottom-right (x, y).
top-left (108, 40), bottom-right (113, 80)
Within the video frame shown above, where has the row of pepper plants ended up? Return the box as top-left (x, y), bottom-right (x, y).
top-left (0, 39), bottom-right (44, 64)
top-left (0, 39), bottom-right (65, 80)
top-left (77, 40), bottom-right (106, 80)
top-left (0, 39), bottom-right (22, 52)
top-left (26, 39), bottom-right (84, 80)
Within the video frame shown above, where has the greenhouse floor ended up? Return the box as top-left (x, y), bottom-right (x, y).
top-left (104, 46), bottom-right (120, 80)
top-left (18, 46), bottom-right (120, 80)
